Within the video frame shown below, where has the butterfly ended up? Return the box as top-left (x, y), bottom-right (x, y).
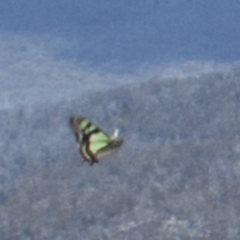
top-left (70, 116), bottom-right (123, 165)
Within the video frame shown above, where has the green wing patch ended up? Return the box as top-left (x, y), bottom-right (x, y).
top-left (70, 116), bottom-right (123, 165)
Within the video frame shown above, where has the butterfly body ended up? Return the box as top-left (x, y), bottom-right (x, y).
top-left (70, 116), bottom-right (123, 165)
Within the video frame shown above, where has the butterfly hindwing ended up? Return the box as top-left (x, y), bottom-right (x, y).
top-left (70, 116), bottom-right (123, 165)
top-left (88, 131), bottom-right (110, 153)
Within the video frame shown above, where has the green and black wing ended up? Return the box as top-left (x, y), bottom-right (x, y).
top-left (70, 116), bottom-right (123, 165)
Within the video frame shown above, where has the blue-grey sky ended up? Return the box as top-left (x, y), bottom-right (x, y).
top-left (1, 0), bottom-right (239, 65)
top-left (0, 0), bottom-right (239, 108)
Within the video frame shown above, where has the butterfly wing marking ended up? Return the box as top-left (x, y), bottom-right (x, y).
top-left (70, 116), bottom-right (123, 165)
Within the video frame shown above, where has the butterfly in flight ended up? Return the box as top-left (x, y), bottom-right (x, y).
top-left (70, 116), bottom-right (123, 165)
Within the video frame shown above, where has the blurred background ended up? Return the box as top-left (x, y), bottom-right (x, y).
top-left (0, 1), bottom-right (240, 239)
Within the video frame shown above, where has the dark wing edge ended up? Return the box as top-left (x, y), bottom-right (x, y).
top-left (70, 116), bottom-right (100, 165)
top-left (70, 116), bottom-right (82, 141)
top-left (79, 140), bottom-right (99, 166)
